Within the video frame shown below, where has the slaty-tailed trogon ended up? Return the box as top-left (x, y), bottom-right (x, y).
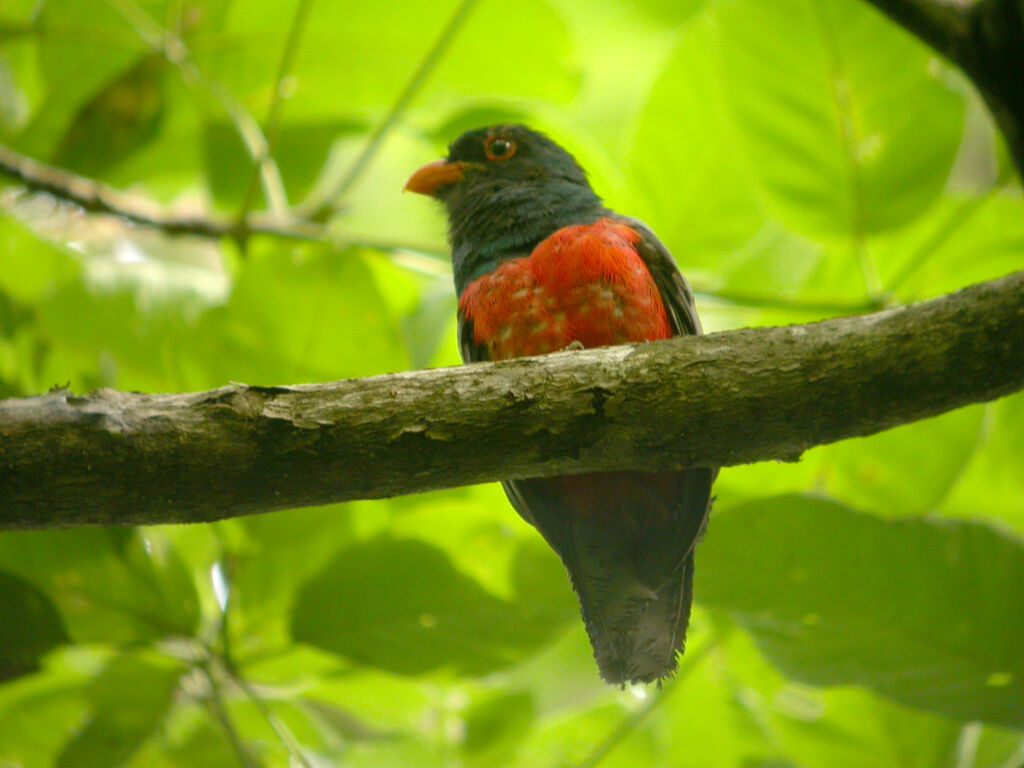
top-left (405, 124), bottom-right (715, 685)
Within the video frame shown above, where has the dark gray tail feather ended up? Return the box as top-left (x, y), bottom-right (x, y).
top-left (502, 467), bottom-right (713, 686)
top-left (562, 513), bottom-right (696, 685)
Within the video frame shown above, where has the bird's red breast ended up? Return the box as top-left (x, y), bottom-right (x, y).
top-left (458, 219), bottom-right (672, 360)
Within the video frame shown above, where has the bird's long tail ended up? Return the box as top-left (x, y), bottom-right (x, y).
top-left (504, 467), bottom-right (712, 686)
top-left (562, 514), bottom-right (695, 685)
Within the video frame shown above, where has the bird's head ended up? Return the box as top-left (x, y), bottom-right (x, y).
top-left (404, 124), bottom-right (593, 200)
top-left (405, 125), bottom-right (605, 289)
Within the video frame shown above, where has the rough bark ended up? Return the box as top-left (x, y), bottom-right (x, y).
top-left (2, 271), bottom-right (1022, 530)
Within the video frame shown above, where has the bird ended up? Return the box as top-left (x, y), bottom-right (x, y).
top-left (405, 124), bottom-right (714, 685)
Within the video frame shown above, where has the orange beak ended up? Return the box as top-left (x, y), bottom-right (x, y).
top-left (404, 160), bottom-right (469, 197)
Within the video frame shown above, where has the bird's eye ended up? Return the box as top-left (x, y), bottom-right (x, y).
top-left (484, 136), bottom-right (515, 161)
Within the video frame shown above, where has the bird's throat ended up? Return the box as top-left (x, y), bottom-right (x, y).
top-left (446, 181), bottom-right (605, 294)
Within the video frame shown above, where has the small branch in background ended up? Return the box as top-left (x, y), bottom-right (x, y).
top-left (4, 141), bottom-right (867, 315)
top-left (104, 0), bottom-right (290, 214)
top-left (0, 143), bottom-right (314, 240)
top-left (228, 670), bottom-right (315, 768)
top-left (200, 660), bottom-right (265, 768)
top-left (692, 286), bottom-right (885, 315)
top-left (235, 0), bottom-right (317, 227)
top-left (296, 0), bottom-right (481, 217)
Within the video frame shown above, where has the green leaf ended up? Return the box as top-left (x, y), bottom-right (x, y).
top-left (343, 739), bottom-right (447, 768)
top-left (462, 690), bottom-right (536, 767)
top-left (297, 663), bottom-right (435, 732)
top-left (51, 55), bottom-right (167, 178)
top-left (819, 405), bottom-right (985, 516)
top-left (400, 280), bottom-right (456, 369)
top-left (546, 0), bottom-right (694, 148)
top-left (15, 0), bottom-right (148, 160)
top-left (698, 495), bottom-right (1024, 728)
top-left (0, 215), bottom-right (81, 304)
top-left (878, 189), bottom-right (1024, 300)
top-left (223, 503), bottom-right (357, 654)
top-left (717, 630), bottom-right (966, 768)
top-left (0, 528), bottom-right (200, 643)
top-left (972, 724), bottom-right (1024, 768)
top-left (150, 719), bottom-right (242, 768)
top-left (301, 697), bottom-right (403, 743)
top-left (199, 0), bottom-right (573, 122)
top-left (656, 640), bottom-right (781, 767)
top-left (190, 243), bottom-right (406, 386)
top-left (717, 0), bottom-right (966, 238)
top-left (0, 671), bottom-right (89, 768)
top-left (942, 393), bottom-right (1024, 531)
top-left (428, 105), bottom-right (532, 144)
top-left (56, 652), bottom-right (185, 768)
top-left (0, 569), bottom-right (68, 681)
top-left (292, 537), bottom-right (572, 676)
top-left (631, 11), bottom-right (763, 273)
top-left (32, 271), bottom-right (210, 393)
top-left (0, 0), bottom-right (38, 22)
top-left (519, 700), bottom-right (660, 768)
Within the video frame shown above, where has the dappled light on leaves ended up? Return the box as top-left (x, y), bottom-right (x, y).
top-left (1, 0), bottom-right (1023, 764)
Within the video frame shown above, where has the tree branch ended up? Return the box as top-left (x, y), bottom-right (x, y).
top-left (106, 0), bottom-right (290, 214)
top-left (299, 0), bottom-right (481, 217)
top-left (2, 271), bottom-right (1021, 530)
top-left (235, 0), bottom-right (317, 227)
top-left (0, 143), bottom-right (318, 241)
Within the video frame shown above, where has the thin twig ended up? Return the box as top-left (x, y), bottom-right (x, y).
top-left (228, 669), bottom-right (315, 768)
top-left (204, 548), bottom-right (308, 768)
top-left (236, 0), bottom-right (317, 226)
top-left (0, 143), bottom-right (310, 239)
top-left (104, 0), bottom-right (289, 214)
top-left (298, 0), bottom-right (481, 216)
top-left (885, 169), bottom-right (1014, 295)
top-left (573, 634), bottom-right (722, 768)
top-left (201, 661), bottom-right (264, 768)
top-left (0, 142), bottom-right (447, 253)
top-left (693, 285), bottom-right (885, 314)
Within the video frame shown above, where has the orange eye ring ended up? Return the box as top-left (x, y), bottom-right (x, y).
top-left (484, 136), bottom-right (516, 161)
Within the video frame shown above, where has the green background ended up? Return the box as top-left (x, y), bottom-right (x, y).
top-left (1, 0), bottom-right (1023, 765)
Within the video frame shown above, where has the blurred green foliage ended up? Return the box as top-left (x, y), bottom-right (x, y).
top-left (1, 0), bottom-right (1023, 765)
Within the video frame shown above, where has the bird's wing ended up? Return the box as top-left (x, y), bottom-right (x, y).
top-left (457, 312), bottom-right (487, 364)
top-left (614, 214), bottom-right (716, 565)
top-left (615, 216), bottom-right (703, 337)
